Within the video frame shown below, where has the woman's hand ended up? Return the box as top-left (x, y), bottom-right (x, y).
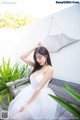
top-left (19, 103), bottom-right (28, 112)
top-left (37, 41), bottom-right (42, 46)
top-left (35, 41), bottom-right (43, 48)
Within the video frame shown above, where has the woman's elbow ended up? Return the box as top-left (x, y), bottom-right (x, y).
top-left (20, 56), bottom-right (22, 59)
top-left (20, 56), bottom-right (24, 61)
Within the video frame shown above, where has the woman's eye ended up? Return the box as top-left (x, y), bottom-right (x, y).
top-left (36, 58), bottom-right (41, 61)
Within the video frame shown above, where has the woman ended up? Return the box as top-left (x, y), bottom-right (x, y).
top-left (8, 42), bottom-right (57, 120)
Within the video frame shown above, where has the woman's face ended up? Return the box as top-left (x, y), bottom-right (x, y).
top-left (35, 53), bottom-right (47, 66)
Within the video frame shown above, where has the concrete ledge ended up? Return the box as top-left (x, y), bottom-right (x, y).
top-left (6, 77), bottom-right (80, 107)
top-left (48, 78), bottom-right (80, 107)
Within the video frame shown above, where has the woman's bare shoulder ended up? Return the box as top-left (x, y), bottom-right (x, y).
top-left (45, 65), bottom-right (53, 74)
top-left (48, 65), bottom-right (53, 70)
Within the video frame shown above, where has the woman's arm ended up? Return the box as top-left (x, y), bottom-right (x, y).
top-left (27, 66), bottom-right (53, 104)
top-left (19, 66), bottom-right (53, 112)
top-left (20, 46), bottom-right (36, 67)
top-left (20, 42), bottom-right (42, 67)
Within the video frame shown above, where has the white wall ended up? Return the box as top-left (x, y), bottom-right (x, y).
top-left (49, 4), bottom-right (80, 39)
top-left (0, 5), bottom-right (80, 83)
top-left (17, 5), bottom-right (80, 84)
top-left (0, 29), bottom-right (16, 66)
top-left (50, 41), bottom-right (80, 84)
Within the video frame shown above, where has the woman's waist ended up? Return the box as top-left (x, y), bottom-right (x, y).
top-left (31, 84), bottom-right (48, 89)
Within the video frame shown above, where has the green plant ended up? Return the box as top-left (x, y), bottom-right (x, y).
top-left (48, 84), bottom-right (80, 118)
top-left (0, 12), bottom-right (37, 29)
top-left (0, 57), bottom-right (29, 108)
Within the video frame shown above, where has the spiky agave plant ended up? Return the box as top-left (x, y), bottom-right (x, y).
top-left (0, 57), bottom-right (29, 109)
top-left (48, 84), bottom-right (80, 118)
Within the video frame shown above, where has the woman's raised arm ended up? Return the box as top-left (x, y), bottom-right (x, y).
top-left (20, 46), bottom-right (36, 67)
top-left (20, 42), bottom-right (42, 67)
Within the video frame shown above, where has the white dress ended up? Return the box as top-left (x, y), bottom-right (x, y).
top-left (8, 73), bottom-right (57, 120)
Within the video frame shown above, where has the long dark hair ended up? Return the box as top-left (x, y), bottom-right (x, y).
top-left (31, 46), bottom-right (52, 74)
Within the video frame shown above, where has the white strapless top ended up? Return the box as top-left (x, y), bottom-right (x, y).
top-left (30, 74), bottom-right (51, 89)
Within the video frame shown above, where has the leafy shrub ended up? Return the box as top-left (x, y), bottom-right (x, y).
top-left (0, 57), bottom-right (29, 108)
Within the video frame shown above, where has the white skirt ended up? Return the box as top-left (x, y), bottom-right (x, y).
top-left (8, 84), bottom-right (57, 120)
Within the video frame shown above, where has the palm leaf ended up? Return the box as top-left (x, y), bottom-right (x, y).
top-left (48, 94), bottom-right (80, 118)
top-left (63, 85), bottom-right (80, 103)
top-left (7, 91), bottom-right (11, 104)
top-left (0, 89), bottom-right (8, 102)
